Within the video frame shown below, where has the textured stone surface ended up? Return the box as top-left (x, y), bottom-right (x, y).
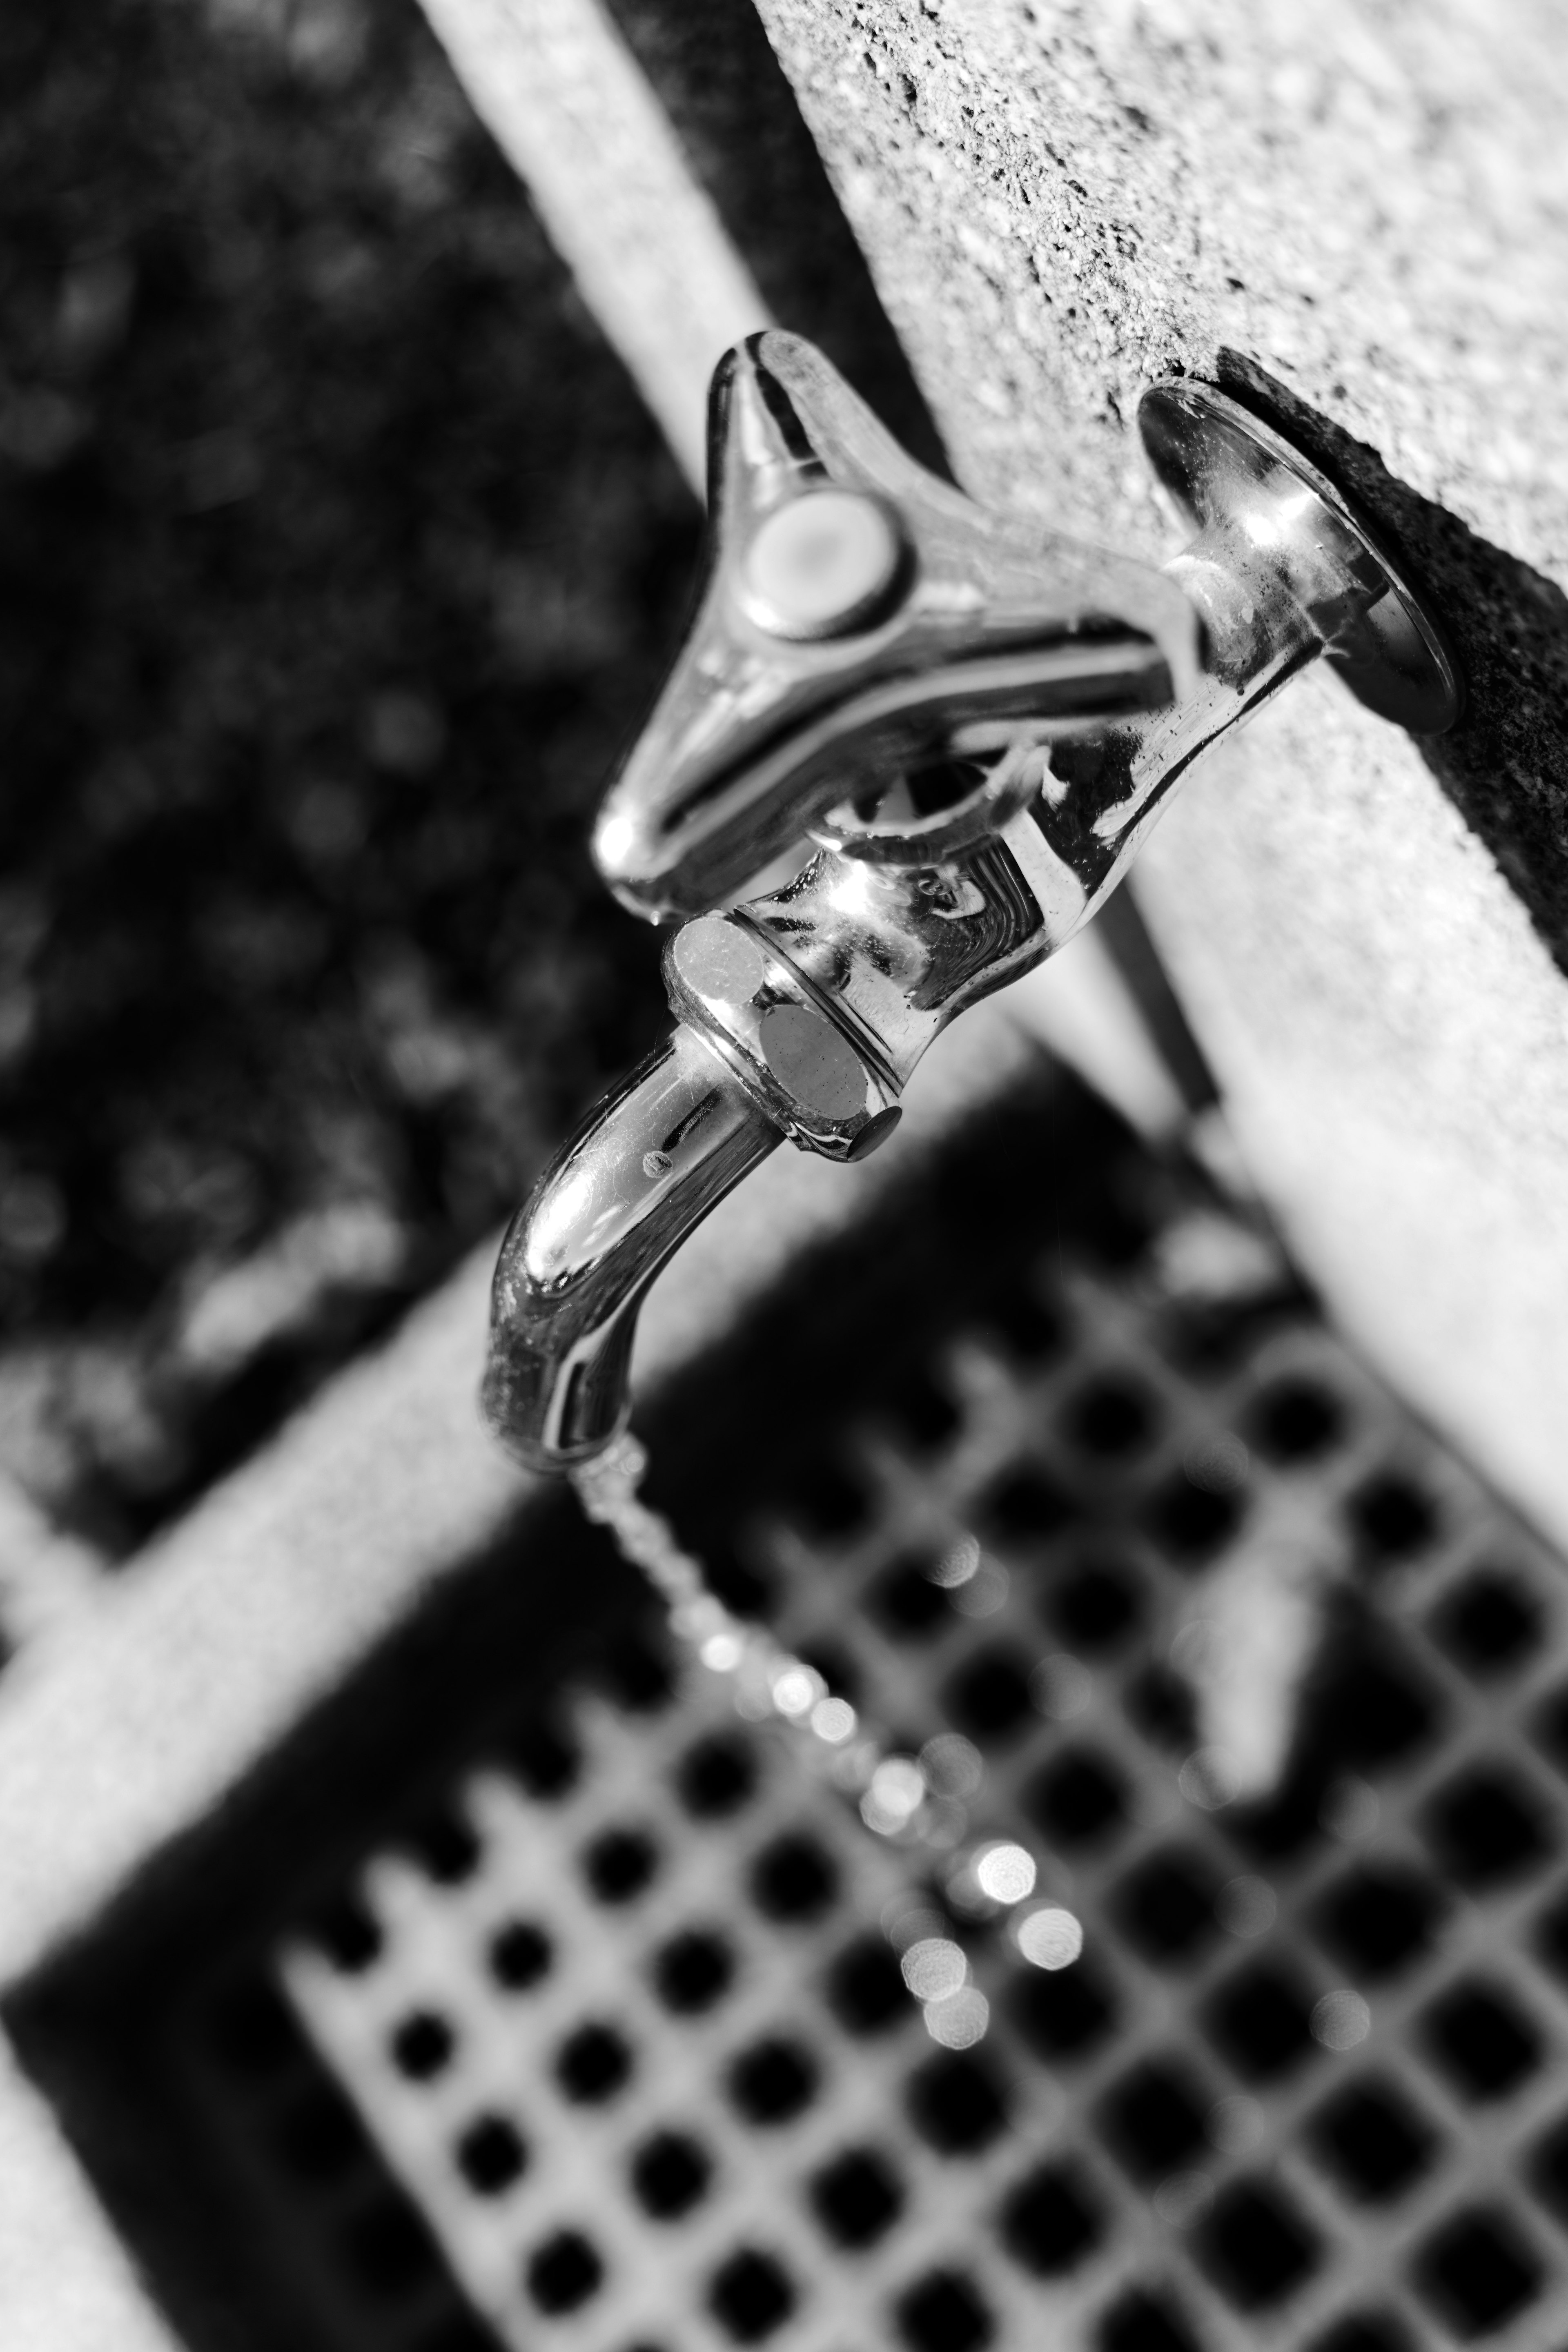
top-left (750, 0), bottom-right (1568, 1541)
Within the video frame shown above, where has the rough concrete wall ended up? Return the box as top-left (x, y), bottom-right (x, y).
top-left (749, 0), bottom-right (1568, 1546)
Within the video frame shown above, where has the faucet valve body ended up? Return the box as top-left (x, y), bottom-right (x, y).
top-left (665, 913), bottom-right (904, 1163)
top-left (486, 333), bottom-right (1459, 1470)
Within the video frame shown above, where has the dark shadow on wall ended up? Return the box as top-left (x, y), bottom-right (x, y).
top-left (606, 0), bottom-right (951, 481)
top-left (1216, 350), bottom-right (1568, 977)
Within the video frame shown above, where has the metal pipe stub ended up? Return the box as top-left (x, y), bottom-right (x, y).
top-left (1138, 381), bottom-right (1461, 737)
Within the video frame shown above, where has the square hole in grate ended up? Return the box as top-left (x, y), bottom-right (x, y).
top-left (452, 2112), bottom-right (527, 2197)
top-left (555, 2021), bottom-right (633, 2103)
top-left (402, 1804), bottom-right (481, 1886)
top-left (1192, 2177), bottom-right (1323, 2310)
top-left (1005, 1953), bottom-right (1119, 2067)
top-left (1310, 1863), bottom-right (1448, 1983)
top-left (524, 2220), bottom-right (606, 2314)
top-left (1109, 1847), bottom-right (1222, 1968)
top-left (880, 1363), bottom-right (962, 1449)
top-left (1201, 1960), bottom-right (1319, 2083)
top-left (977, 1463), bottom-right (1075, 1547)
top-left (1022, 1746), bottom-right (1130, 1851)
top-left (867, 1553), bottom-right (953, 1642)
top-left (1246, 1374), bottom-right (1345, 1464)
top-left (1122, 1665), bottom-right (1199, 1756)
top-left (651, 1927), bottom-right (735, 2015)
top-left (1429, 1569), bottom-right (1544, 1681)
top-left (1221, 1761), bottom-right (1331, 1869)
top-left (1097, 2058), bottom-right (1210, 2184)
top-left (1418, 1977), bottom-right (1545, 2103)
top-left (337, 2186), bottom-right (445, 2301)
top-left (1345, 1472), bottom-right (1437, 1564)
top-left (488, 1918), bottom-right (552, 1991)
top-left (595, 1628), bottom-right (675, 1714)
top-left (708, 2245), bottom-right (795, 2342)
top-left (1419, 1764), bottom-right (1557, 1891)
top-left (728, 2036), bottom-right (818, 2126)
top-left (389, 2009), bottom-right (455, 2082)
top-left (825, 1936), bottom-right (910, 2036)
top-left (906, 2049), bottom-right (1011, 2154)
top-left (1059, 1374), bottom-right (1162, 1462)
top-left (507, 1714), bottom-right (579, 1800)
top-left (1410, 2205), bottom-right (1545, 2337)
top-left (310, 1889), bottom-right (383, 1973)
top-left (1141, 1472), bottom-right (1244, 1567)
top-left (1304, 2075), bottom-right (1438, 2205)
top-left (1096, 2285), bottom-right (1203, 2352)
top-left (582, 1824), bottom-right (659, 1904)
top-left (1042, 1553), bottom-right (1149, 1656)
top-left (1305, 2314), bottom-right (1417, 2352)
top-left (630, 2128), bottom-right (712, 2219)
top-left (941, 1646), bottom-right (1037, 1744)
top-left (1331, 1645), bottom-right (1445, 1777)
top-left (673, 1730), bottom-right (757, 1818)
top-left (996, 2157), bottom-right (1106, 2276)
top-left (748, 1831), bottom-right (839, 1922)
top-left (807, 2146), bottom-right (903, 2248)
top-left (1288, 1637), bottom-right (1448, 1778)
top-left (894, 2267), bottom-right (994, 2352)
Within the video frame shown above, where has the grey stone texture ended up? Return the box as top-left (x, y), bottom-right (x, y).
top-left (751, 0), bottom-right (1568, 1543)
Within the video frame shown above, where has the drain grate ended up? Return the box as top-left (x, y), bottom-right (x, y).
top-left (198, 1179), bottom-right (1568, 2352)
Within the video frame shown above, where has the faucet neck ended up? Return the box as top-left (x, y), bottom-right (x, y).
top-left (483, 1029), bottom-right (779, 1470)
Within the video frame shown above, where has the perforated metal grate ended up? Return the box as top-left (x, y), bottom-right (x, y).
top-left (228, 1184), bottom-right (1568, 2352)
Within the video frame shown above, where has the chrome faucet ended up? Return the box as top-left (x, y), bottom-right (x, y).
top-left (483, 332), bottom-right (1459, 1471)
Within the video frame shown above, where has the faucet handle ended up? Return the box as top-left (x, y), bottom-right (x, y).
top-left (592, 332), bottom-right (1201, 922)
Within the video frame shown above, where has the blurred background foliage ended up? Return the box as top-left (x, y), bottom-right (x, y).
top-left (0, 0), bottom-right (697, 1545)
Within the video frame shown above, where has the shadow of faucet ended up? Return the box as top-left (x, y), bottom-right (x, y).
top-left (1215, 348), bottom-right (1568, 973)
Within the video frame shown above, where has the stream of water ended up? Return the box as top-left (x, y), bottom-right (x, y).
top-left (571, 1433), bottom-right (1082, 2042)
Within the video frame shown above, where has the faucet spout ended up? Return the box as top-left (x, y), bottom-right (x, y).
top-left (483, 1028), bottom-right (780, 1471)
